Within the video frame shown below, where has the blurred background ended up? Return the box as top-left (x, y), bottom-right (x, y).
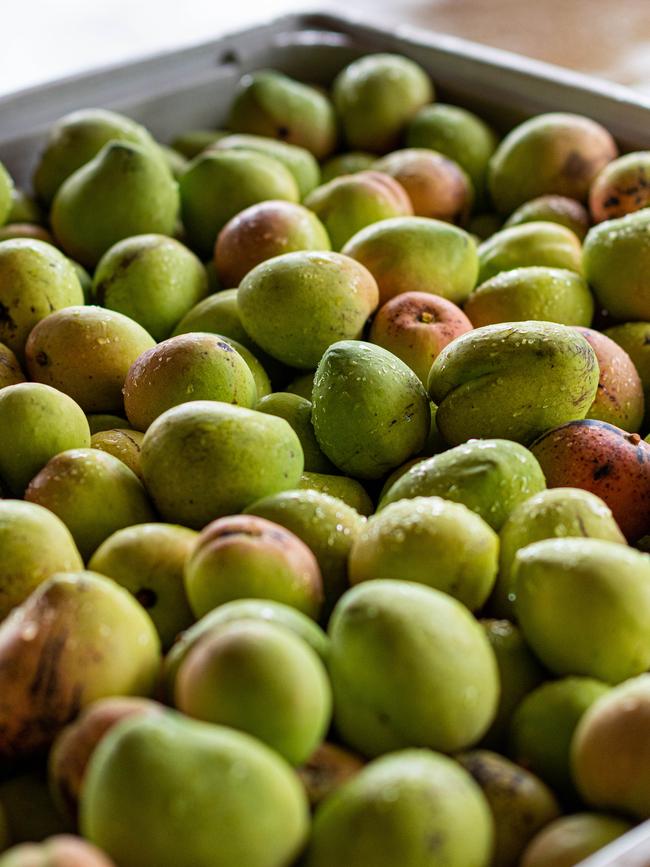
top-left (4, 0), bottom-right (650, 98)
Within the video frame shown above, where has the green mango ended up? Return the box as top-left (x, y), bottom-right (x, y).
top-left (477, 222), bottom-right (583, 284)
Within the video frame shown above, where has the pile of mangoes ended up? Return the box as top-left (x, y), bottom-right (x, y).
top-left (0, 49), bottom-right (650, 867)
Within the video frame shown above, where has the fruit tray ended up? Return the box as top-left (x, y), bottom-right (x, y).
top-left (2, 11), bottom-right (650, 864)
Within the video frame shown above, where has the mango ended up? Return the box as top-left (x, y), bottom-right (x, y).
top-left (520, 814), bottom-right (632, 867)
top-left (504, 194), bottom-right (590, 239)
top-left (477, 222), bottom-right (583, 284)
top-left (589, 151), bottom-right (650, 222)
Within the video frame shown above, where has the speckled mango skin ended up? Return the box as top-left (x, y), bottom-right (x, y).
top-left (256, 393), bottom-right (334, 474)
top-left (320, 153), bottom-right (375, 183)
top-left (25, 306), bottom-right (155, 415)
top-left (493, 488), bottom-right (625, 620)
top-left (90, 429), bottom-right (144, 480)
top-left (304, 171), bottom-right (412, 251)
top-left (381, 438), bottom-right (546, 530)
top-left (342, 216), bottom-right (478, 305)
top-left (245, 490), bottom-right (365, 615)
top-left (332, 54), bottom-right (433, 154)
top-left (583, 208), bottom-right (650, 320)
top-left (465, 267), bottom-right (594, 328)
top-left (328, 580), bottom-right (499, 757)
top-left (349, 497), bottom-right (498, 611)
top-left (162, 598), bottom-right (329, 703)
top-left (123, 334), bottom-right (257, 432)
top-left (604, 321), bottom-right (650, 421)
top-left (514, 538), bottom-right (650, 683)
top-left (238, 252), bottom-right (379, 369)
top-left (304, 750), bottom-right (493, 867)
top-left (25, 448), bottom-right (156, 561)
top-left (179, 149), bottom-right (299, 258)
top-left (589, 151), bottom-right (650, 222)
top-left (488, 112), bottom-right (617, 215)
top-left (370, 291), bottom-right (473, 386)
top-left (0, 571), bottom-right (160, 762)
top-left (0, 239), bottom-right (84, 358)
top-left (215, 200), bottom-right (330, 286)
top-left (0, 383), bottom-right (91, 496)
top-left (0, 835), bottom-right (117, 867)
top-left (477, 222), bottom-right (583, 284)
top-left (457, 750), bottom-right (559, 867)
top-left (374, 149), bottom-right (473, 224)
top-left (184, 514), bottom-right (323, 620)
top-left (141, 401), bottom-right (304, 529)
top-left (298, 472), bottom-right (373, 517)
top-left (572, 673), bottom-right (650, 820)
top-left (530, 418), bottom-right (650, 541)
top-left (213, 133), bottom-right (321, 198)
top-left (520, 814), bottom-right (633, 867)
top-left (0, 500), bottom-right (83, 620)
top-left (228, 71), bottom-right (337, 159)
top-left (312, 341), bottom-right (430, 480)
top-left (504, 195), bottom-right (590, 239)
top-left (92, 234), bottom-right (208, 341)
top-left (429, 321), bottom-right (599, 445)
top-left (175, 620), bottom-right (331, 765)
top-left (575, 326), bottom-right (645, 431)
top-left (51, 141), bottom-right (179, 269)
top-left (89, 524), bottom-right (197, 650)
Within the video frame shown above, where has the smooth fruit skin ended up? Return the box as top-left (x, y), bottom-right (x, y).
top-left (141, 401), bottom-right (304, 529)
top-left (0, 239), bottom-right (84, 358)
top-left (80, 713), bottom-right (310, 867)
top-left (238, 252), bottom-right (379, 369)
top-left (514, 538), bottom-right (650, 683)
top-left (51, 141), bottom-right (179, 268)
top-left (321, 152), bottom-right (375, 182)
top-left (90, 428), bottom-right (144, 479)
top-left (0, 162), bottom-right (14, 226)
top-left (429, 321), bottom-right (599, 445)
top-left (176, 620), bottom-right (332, 765)
top-left (583, 208), bottom-right (650, 320)
top-left (328, 580), bottom-right (499, 757)
top-left (488, 112), bottom-right (617, 214)
top-left (572, 673), bottom-right (650, 819)
top-left (92, 234), bottom-right (208, 341)
top-left (304, 749), bottom-right (493, 867)
top-left (256, 393), bottom-right (335, 474)
top-left (0, 500), bottom-right (83, 620)
top-left (605, 321), bottom-right (650, 423)
top-left (504, 195), bottom-right (590, 239)
top-left (520, 814), bottom-right (633, 867)
top-left (332, 54), bottom-right (433, 153)
top-left (349, 496), bottom-right (498, 611)
top-left (298, 472), bottom-right (373, 516)
top-left (530, 419), bottom-right (650, 541)
top-left (0, 835), bottom-right (117, 867)
top-left (0, 571), bottom-right (160, 761)
top-left (0, 382), bottom-right (90, 495)
top-left (380, 438), bottom-right (546, 531)
top-left (476, 222), bottom-right (583, 284)
top-left (589, 151), bottom-right (650, 222)
top-left (312, 340), bottom-right (430, 479)
top-left (184, 514), bottom-right (323, 620)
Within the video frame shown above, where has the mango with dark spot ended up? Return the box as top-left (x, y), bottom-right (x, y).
top-left (373, 149), bottom-right (473, 224)
top-left (504, 194), bottom-right (590, 239)
top-left (520, 814), bottom-right (633, 867)
top-left (123, 334), bottom-right (257, 432)
top-left (342, 216), bottom-right (478, 306)
top-left (465, 266), bottom-right (593, 328)
top-left (215, 200), bottom-right (330, 286)
top-left (589, 151), bottom-right (650, 222)
top-left (238, 252), bottom-right (379, 369)
top-left (332, 54), bottom-right (433, 154)
top-left (88, 524), bottom-right (197, 649)
top-left (0, 570), bottom-right (160, 762)
top-left (370, 291), bottom-right (472, 386)
top-left (304, 750), bottom-right (493, 867)
top-left (90, 428), bottom-right (144, 480)
top-left (584, 208), bottom-right (650, 320)
top-left (298, 742), bottom-right (364, 809)
top-left (0, 835), bottom-right (117, 867)
top-left (530, 418), bottom-right (650, 540)
top-left (228, 71), bottom-right (337, 159)
top-left (304, 171), bottom-right (412, 251)
top-left (48, 697), bottom-right (163, 822)
top-left (488, 112), bottom-right (617, 215)
top-left (576, 326), bottom-right (644, 430)
top-left (429, 321), bottom-right (599, 446)
top-left (184, 514), bottom-right (323, 620)
top-left (457, 750), bottom-right (559, 867)
top-left (25, 306), bottom-right (155, 415)
top-left (477, 222), bottom-right (583, 284)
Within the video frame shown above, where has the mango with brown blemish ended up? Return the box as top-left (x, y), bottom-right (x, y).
top-left (369, 291), bottom-right (473, 386)
top-left (589, 151), bottom-right (650, 222)
top-left (504, 194), bottom-right (590, 239)
top-left (530, 418), bottom-right (650, 541)
top-left (298, 742), bottom-right (365, 809)
top-left (488, 113), bottom-right (617, 215)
